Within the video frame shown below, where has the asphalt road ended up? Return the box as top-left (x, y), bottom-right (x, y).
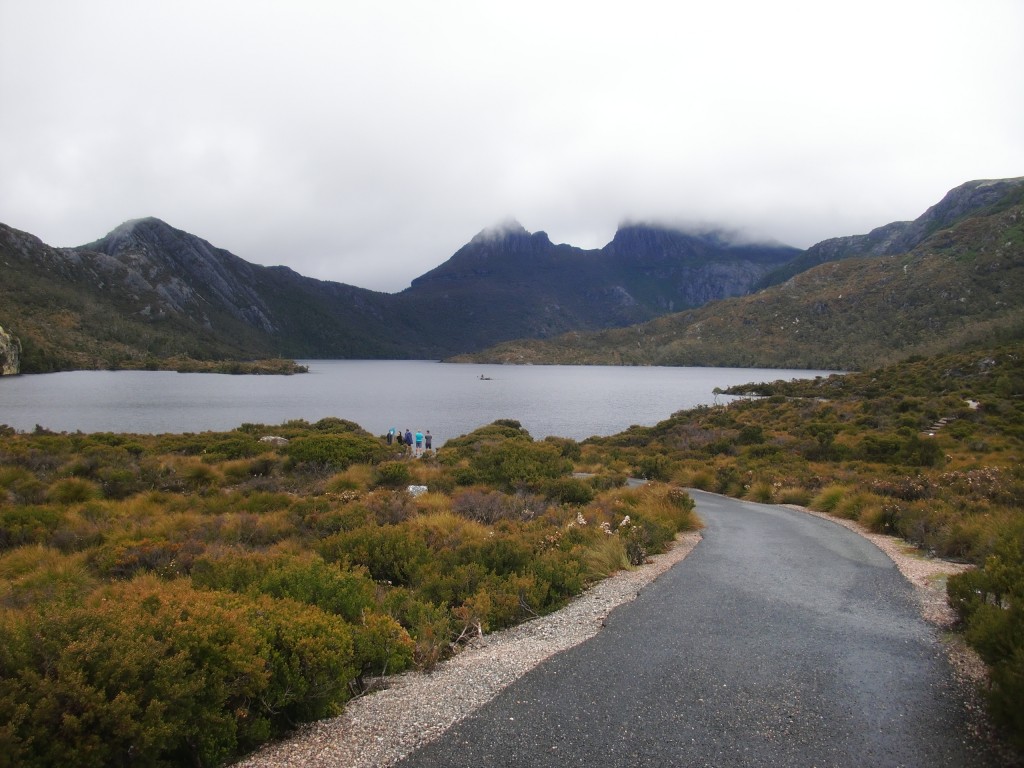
top-left (396, 490), bottom-right (1000, 767)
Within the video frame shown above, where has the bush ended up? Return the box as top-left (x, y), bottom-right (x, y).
top-left (286, 434), bottom-right (386, 473)
top-left (469, 440), bottom-right (572, 489)
top-left (191, 552), bottom-right (377, 623)
top-left (450, 489), bottom-right (544, 524)
top-left (542, 477), bottom-right (595, 505)
top-left (46, 478), bottom-right (99, 505)
top-left (375, 461), bottom-right (411, 487)
top-left (948, 533), bottom-right (1024, 748)
top-left (320, 525), bottom-right (431, 587)
top-left (0, 576), bottom-right (364, 768)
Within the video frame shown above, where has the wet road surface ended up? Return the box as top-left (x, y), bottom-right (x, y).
top-left (396, 490), bottom-right (999, 767)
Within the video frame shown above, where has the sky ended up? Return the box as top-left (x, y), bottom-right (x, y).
top-left (1, 1), bottom-right (1022, 293)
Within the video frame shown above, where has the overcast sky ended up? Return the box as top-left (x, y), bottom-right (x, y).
top-left (2, 1), bottom-right (1022, 292)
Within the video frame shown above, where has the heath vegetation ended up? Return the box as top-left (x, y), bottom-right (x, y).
top-left (0, 417), bottom-right (695, 767)
top-left (2, 341), bottom-right (1022, 763)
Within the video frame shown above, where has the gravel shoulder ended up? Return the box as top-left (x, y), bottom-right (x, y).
top-left (236, 501), bottom-right (999, 768)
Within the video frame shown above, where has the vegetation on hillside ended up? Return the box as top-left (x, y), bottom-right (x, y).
top-left (0, 417), bottom-right (695, 766)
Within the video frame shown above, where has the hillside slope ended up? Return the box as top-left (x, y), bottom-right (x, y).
top-left (461, 180), bottom-right (1024, 370)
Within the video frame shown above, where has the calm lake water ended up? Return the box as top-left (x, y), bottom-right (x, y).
top-left (0, 361), bottom-right (835, 445)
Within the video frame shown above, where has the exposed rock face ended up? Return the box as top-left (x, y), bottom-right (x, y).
top-left (83, 218), bottom-right (279, 333)
top-left (0, 323), bottom-right (20, 375)
top-left (602, 225), bottom-right (801, 308)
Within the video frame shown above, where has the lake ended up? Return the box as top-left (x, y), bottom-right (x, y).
top-left (0, 361), bottom-right (836, 445)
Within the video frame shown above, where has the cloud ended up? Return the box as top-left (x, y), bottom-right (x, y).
top-left (1, 0), bottom-right (1022, 292)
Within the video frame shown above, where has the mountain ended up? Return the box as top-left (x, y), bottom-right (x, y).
top-left (3, 176), bottom-right (1021, 375)
top-left (0, 215), bottom-right (802, 373)
top-left (458, 178), bottom-right (1024, 370)
top-left (401, 221), bottom-right (799, 350)
top-left (755, 177), bottom-right (1024, 288)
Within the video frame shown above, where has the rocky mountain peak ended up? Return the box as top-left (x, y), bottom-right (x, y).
top-left (82, 217), bottom-right (278, 333)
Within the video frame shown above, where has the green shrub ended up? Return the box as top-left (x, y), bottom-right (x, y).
top-left (948, 533), bottom-right (1024, 748)
top-left (0, 505), bottom-right (64, 549)
top-left (0, 576), bottom-right (363, 767)
top-left (0, 578), bottom-right (271, 767)
top-left (191, 552), bottom-right (376, 623)
top-left (320, 525), bottom-right (431, 587)
top-left (635, 454), bottom-right (672, 482)
top-left (375, 461), bottom-right (411, 487)
top-left (46, 478), bottom-right (99, 505)
top-left (286, 434), bottom-right (386, 472)
top-left (378, 588), bottom-right (455, 670)
top-left (350, 612), bottom-right (415, 687)
top-left (469, 440), bottom-right (572, 488)
top-left (543, 477), bottom-right (595, 505)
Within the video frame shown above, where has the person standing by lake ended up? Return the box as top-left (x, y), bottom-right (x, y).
top-left (404, 429), bottom-right (413, 453)
top-left (425, 431), bottom-right (432, 451)
top-left (414, 429), bottom-right (424, 458)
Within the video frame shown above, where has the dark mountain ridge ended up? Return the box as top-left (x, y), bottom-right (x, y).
top-left (1, 213), bottom-right (804, 372)
top-left (2, 176), bottom-right (1021, 373)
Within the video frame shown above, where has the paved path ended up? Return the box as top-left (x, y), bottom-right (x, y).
top-left (396, 490), bottom-right (999, 767)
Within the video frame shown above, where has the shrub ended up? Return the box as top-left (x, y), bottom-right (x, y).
top-left (320, 525), bottom-right (431, 587)
top-left (286, 434), bottom-right (386, 473)
top-left (948, 533), bottom-right (1024, 748)
top-left (469, 440), bottom-right (572, 489)
top-left (0, 578), bottom-right (271, 767)
top-left (192, 552), bottom-right (377, 622)
top-left (635, 455), bottom-right (672, 482)
top-left (542, 477), bottom-right (595, 505)
top-left (350, 612), bottom-right (415, 689)
top-left (450, 489), bottom-right (543, 524)
top-left (378, 588), bottom-right (455, 670)
top-left (46, 478), bottom-right (100, 505)
top-left (0, 505), bottom-right (64, 549)
top-left (375, 461), bottom-right (411, 487)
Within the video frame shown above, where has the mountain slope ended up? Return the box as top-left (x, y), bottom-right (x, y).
top-left (460, 180), bottom-right (1024, 370)
top-left (756, 177), bottom-right (1024, 288)
top-left (0, 217), bottom-right (804, 372)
